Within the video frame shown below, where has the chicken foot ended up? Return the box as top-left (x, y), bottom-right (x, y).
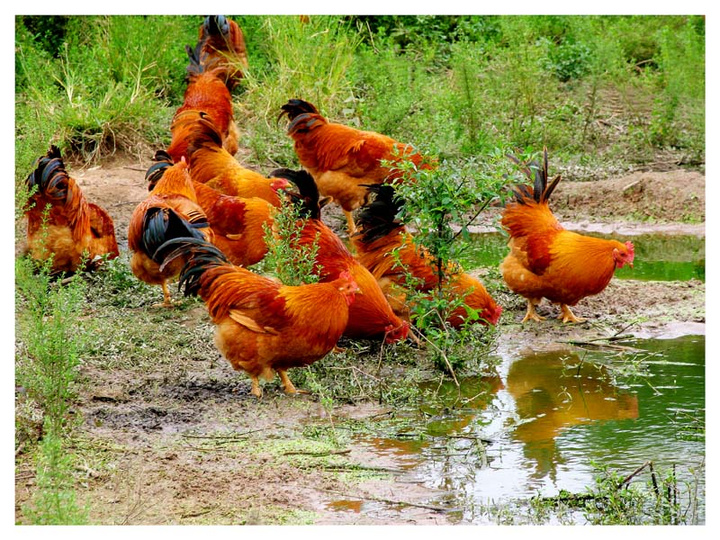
top-left (558, 304), bottom-right (586, 324)
top-left (151, 281), bottom-right (175, 308)
top-left (277, 369), bottom-right (309, 395)
top-left (344, 210), bottom-right (357, 236)
top-left (250, 375), bottom-right (263, 398)
top-left (521, 299), bottom-right (546, 323)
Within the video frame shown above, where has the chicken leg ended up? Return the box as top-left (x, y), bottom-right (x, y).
top-left (250, 375), bottom-right (262, 398)
top-left (521, 299), bottom-right (545, 323)
top-left (152, 281), bottom-right (174, 308)
top-left (559, 304), bottom-right (586, 324)
top-left (277, 369), bottom-right (308, 395)
top-left (344, 210), bottom-right (357, 236)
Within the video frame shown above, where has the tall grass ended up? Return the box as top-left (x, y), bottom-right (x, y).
top-left (238, 15), bottom-right (361, 166)
top-left (15, 14), bottom-right (705, 183)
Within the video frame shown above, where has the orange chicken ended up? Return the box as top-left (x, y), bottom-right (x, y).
top-left (279, 98), bottom-right (433, 234)
top-left (272, 168), bottom-right (410, 343)
top-left (500, 149), bottom-right (635, 323)
top-left (184, 114), bottom-right (289, 206)
top-left (352, 184), bottom-right (502, 328)
top-left (166, 43), bottom-right (238, 162)
top-left (148, 151), bottom-right (275, 268)
top-left (128, 159), bottom-right (211, 306)
top-left (24, 145), bottom-right (119, 274)
top-left (193, 15), bottom-right (249, 90)
top-left (157, 237), bottom-right (358, 397)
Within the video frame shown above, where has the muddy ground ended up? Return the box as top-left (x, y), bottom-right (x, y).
top-left (15, 159), bottom-right (705, 525)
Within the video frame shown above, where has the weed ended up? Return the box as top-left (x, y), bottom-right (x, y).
top-left (15, 255), bottom-right (90, 524)
top-left (390, 151), bottom-right (511, 375)
top-left (253, 201), bottom-right (321, 286)
top-left (21, 434), bottom-right (89, 525)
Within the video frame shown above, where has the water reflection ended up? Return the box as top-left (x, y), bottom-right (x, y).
top-left (506, 351), bottom-right (639, 481)
top-left (341, 337), bottom-right (704, 523)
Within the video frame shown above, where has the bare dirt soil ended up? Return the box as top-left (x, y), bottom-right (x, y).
top-left (15, 159), bottom-right (705, 525)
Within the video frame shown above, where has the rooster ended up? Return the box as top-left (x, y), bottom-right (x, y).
top-left (184, 113), bottom-right (289, 206)
top-left (166, 43), bottom-right (239, 162)
top-left (351, 184), bottom-right (502, 329)
top-left (157, 237), bottom-right (358, 397)
top-left (279, 98), bottom-right (432, 234)
top-left (193, 15), bottom-right (249, 91)
top-left (128, 158), bottom-right (211, 306)
top-left (500, 149), bottom-right (635, 323)
top-left (148, 151), bottom-right (275, 268)
top-left (24, 145), bottom-right (119, 274)
top-left (272, 168), bottom-right (410, 343)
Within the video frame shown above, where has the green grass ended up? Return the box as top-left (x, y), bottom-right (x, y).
top-left (15, 15), bottom-right (704, 189)
top-left (15, 256), bottom-right (90, 524)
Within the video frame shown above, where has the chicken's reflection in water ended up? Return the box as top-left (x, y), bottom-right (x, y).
top-left (506, 350), bottom-right (639, 481)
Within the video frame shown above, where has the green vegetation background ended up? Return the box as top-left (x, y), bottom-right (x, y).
top-left (15, 14), bottom-right (705, 192)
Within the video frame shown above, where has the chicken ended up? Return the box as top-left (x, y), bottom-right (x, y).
top-left (193, 15), bottom-right (249, 91)
top-left (351, 184), bottom-right (502, 329)
top-left (166, 43), bottom-right (239, 162)
top-left (148, 151), bottom-right (275, 268)
top-left (500, 149), bottom-right (635, 323)
top-left (278, 98), bottom-right (432, 234)
top-left (128, 158), bottom-right (211, 306)
top-left (156, 237), bottom-right (358, 397)
top-left (272, 168), bottom-right (410, 343)
top-left (24, 145), bottom-right (119, 274)
top-left (184, 113), bottom-right (289, 206)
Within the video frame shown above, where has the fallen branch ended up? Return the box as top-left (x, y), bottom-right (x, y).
top-left (181, 508), bottom-right (214, 519)
top-left (182, 428), bottom-right (266, 442)
top-left (563, 339), bottom-right (641, 352)
top-left (441, 434), bottom-right (493, 445)
top-left (319, 488), bottom-right (456, 513)
top-left (300, 463), bottom-right (403, 474)
top-left (283, 449), bottom-right (351, 457)
top-left (617, 461), bottom-right (653, 490)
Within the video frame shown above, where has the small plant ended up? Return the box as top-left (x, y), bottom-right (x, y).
top-left (390, 150), bottom-right (511, 377)
top-left (15, 254), bottom-right (90, 524)
top-left (253, 200), bottom-right (322, 286)
top-left (21, 433), bottom-right (89, 525)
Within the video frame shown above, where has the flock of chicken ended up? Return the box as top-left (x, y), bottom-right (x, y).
top-left (22, 16), bottom-right (635, 397)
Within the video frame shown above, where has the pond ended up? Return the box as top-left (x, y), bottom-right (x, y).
top-left (460, 232), bottom-right (705, 282)
top-left (341, 335), bottom-right (705, 524)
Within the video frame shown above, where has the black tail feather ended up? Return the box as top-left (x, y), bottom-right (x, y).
top-left (354, 184), bottom-right (405, 243)
top-left (270, 168), bottom-right (321, 219)
top-left (26, 145), bottom-right (70, 202)
top-left (145, 151), bottom-right (174, 191)
top-left (203, 15), bottom-right (229, 38)
top-left (507, 147), bottom-right (562, 205)
top-left (277, 98), bottom-right (320, 126)
top-left (141, 207), bottom-right (209, 262)
top-left (156, 236), bottom-right (229, 297)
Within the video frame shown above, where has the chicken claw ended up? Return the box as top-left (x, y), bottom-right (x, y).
top-left (521, 300), bottom-right (546, 323)
top-left (559, 304), bottom-right (587, 324)
top-left (277, 370), bottom-right (309, 396)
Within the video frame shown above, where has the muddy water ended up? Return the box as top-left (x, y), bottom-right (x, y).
top-left (341, 335), bottom-right (705, 524)
top-left (462, 232), bottom-right (705, 282)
